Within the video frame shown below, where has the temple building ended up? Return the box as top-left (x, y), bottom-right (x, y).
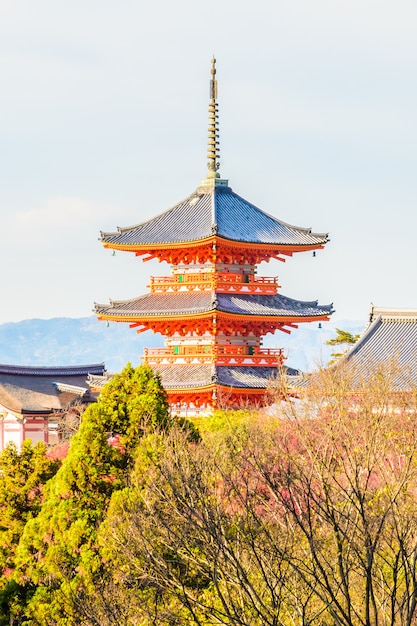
top-left (343, 306), bottom-right (417, 389)
top-left (95, 59), bottom-right (333, 414)
top-left (0, 363), bottom-right (105, 450)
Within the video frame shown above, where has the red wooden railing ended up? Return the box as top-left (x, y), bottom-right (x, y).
top-left (149, 272), bottom-right (279, 294)
top-left (143, 345), bottom-right (285, 366)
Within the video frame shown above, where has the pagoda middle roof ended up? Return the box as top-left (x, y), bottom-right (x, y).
top-left (95, 291), bottom-right (334, 320)
top-left (100, 183), bottom-right (328, 248)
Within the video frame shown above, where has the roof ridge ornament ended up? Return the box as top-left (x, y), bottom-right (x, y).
top-left (199, 57), bottom-right (229, 190)
top-left (207, 56), bottom-right (220, 179)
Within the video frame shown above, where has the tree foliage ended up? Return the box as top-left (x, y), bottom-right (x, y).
top-left (88, 361), bottom-right (417, 625)
top-left (3, 361), bottom-right (417, 625)
top-left (9, 364), bottom-right (173, 624)
top-left (0, 441), bottom-right (60, 625)
top-left (326, 327), bottom-right (360, 362)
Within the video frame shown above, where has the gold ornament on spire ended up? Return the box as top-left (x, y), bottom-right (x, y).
top-left (207, 56), bottom-right (220, 178)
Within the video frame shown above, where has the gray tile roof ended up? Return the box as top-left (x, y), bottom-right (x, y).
top-left (151, 364), bottom-right (216, 388)
top-left (96, 292), bottom-right (214, 317)
top-left (0, 363), bottom-right (105, 414)
top-left (100, 185), bottom-right (328, 248)
top-left (217, 365), bottom-right (287, 389)
top-left (87, 365), bottom-right (301, 392)
top-left (0, 364), bottom-right (105, 377)
top-left (217, 293), bottom-right (333, 317)
top-left (345, 307), bottom-right (417, 390)
top-left (151, 364), bottom-right (288, 390)
top-left (95, 291), bottom-right (333, 319)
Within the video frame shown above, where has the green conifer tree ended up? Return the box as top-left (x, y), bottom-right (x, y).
top-left (11, 364), bottom-right (172, 625)
top-left (0, 441), bottom-right (60, 626)
top-left (326, 327), bottom-right (360, 362)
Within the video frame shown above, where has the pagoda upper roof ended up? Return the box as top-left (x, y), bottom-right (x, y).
top-left (95, 291), bottom-right (334, 320)
top-left (100, 183), bottom-right (328, 250)
top-left (344, 306), bottom-right (417, 390)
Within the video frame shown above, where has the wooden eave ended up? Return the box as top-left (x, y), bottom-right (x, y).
top-left (166, 384), bottom-right (215, 394)
top-left (97, 311), bottom-right (215, 324)
top-left (166, 385), bottom-right (271, 412)
top-left (0, 401), bottom-right (52, 417)
top-left (97, 311), bottom-right (331, 324)
top-left (217, 311), bottom-right (331, 324)
top-left (165, 384), bottom-right (269, 396)
top-left (103, 236), bottom-right (325, 256)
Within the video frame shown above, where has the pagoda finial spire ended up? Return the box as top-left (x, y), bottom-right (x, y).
top-left (207, 56), bottom-right (220, 179)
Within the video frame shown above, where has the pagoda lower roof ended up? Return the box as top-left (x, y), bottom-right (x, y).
top-left (156, 364), bottom-right (282, 390)
top-left (89, 364), bottom-right (301, 393)
top-left (100, 183), bottom-right (328, 250)
top-left (95, 291), bottom-right (334, 320)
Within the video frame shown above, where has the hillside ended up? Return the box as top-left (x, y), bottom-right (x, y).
top-left (0, 317), bottom-right (365, 373)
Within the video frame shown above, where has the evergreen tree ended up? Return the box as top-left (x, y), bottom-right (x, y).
top-left (11, 364), bottom-right (172, 625)
top-left (0, 441), bottom-right (60, 625)
top-left (326, 327), bottom-right (360, 362)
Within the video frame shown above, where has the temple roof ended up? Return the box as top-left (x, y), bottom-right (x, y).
top-left (100, 184), bottom-right (328, 250)
top-left (0, 363), bottom-right (106, 414)
top-left (345, 306), bottom-right (417, 390)
top-left (155, 364), bottom-right (273, 389)
top-left (100, 58), bottom-right (329, 258)
top-left (95, 291), bottom-right (334, 320)
top-left (89, 364), bottom-right (301, 392)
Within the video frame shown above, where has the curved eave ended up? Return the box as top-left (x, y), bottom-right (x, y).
top-left (0, 364), bottom-right (105, 376)
top-left (100, 185), bottom-right (329, 250)
top-left (218, 311), bottom-right (331, 322)
top-left (102, 236), bottom-right (327, 255)
top-left (164, 383), bottom-right (215, 393)
top-left (94, 292), bottom-right (334, 323)
top-left (0, 403), bottom-right (52, 416)
top-left (96, 311), bottom-right (332, 323)
top-left (165, 384), bottom-right (268, 395)
top-left (96, 310), bottom-right (214, 323)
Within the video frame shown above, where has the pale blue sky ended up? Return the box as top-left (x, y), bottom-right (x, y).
top-left (1, 0), bottom-right (416, 326)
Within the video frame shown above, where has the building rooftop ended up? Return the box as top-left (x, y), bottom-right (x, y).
top-left (89, 364), bottom-right (301, 393)
top-left (345, 306), bottom-right (417, 390)
top-left (100, 57), bottom-right (328, 256)
top-left (95, 291), bottom-right (334, 320)
top-left (100, 184), bottom-right (328, 251)
top-left (0, 363), bottom-right (106, 414)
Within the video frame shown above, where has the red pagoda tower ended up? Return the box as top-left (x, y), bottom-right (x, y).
top-left (95, 59), bottom-right (333, 414)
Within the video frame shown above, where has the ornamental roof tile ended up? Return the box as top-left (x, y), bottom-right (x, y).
top-left (217, 365), bottom-right (287, 389)
top-left (0, 364), bottom-right (105, 377)
top-left (0, 363), bottom-right (105, 414)
top-left (151, 364), bottom-right (291, 389)
top-left (344, 307), bottom-right (417, 390)
top-left (217, 293), bottom-right (333, 317)
top-left (87, 365), bottom-right (301, 392)
top-left (100, 185), bottom-right (328, 248)
top-left (95, 291), bottom-right (333, 319)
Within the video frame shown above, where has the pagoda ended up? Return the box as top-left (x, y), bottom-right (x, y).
top-left (95, 59), bottom-right (333, 414)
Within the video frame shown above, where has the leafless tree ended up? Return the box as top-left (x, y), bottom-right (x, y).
top-left (78, 361), bottom-right (417, 625)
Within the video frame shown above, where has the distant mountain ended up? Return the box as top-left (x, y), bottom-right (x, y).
top-left (0, 316), bottom-right (366, 374)
top-left (0, 317), bottom-right (162, 372)
top-left (266, 319), bottom-right (366, 372)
